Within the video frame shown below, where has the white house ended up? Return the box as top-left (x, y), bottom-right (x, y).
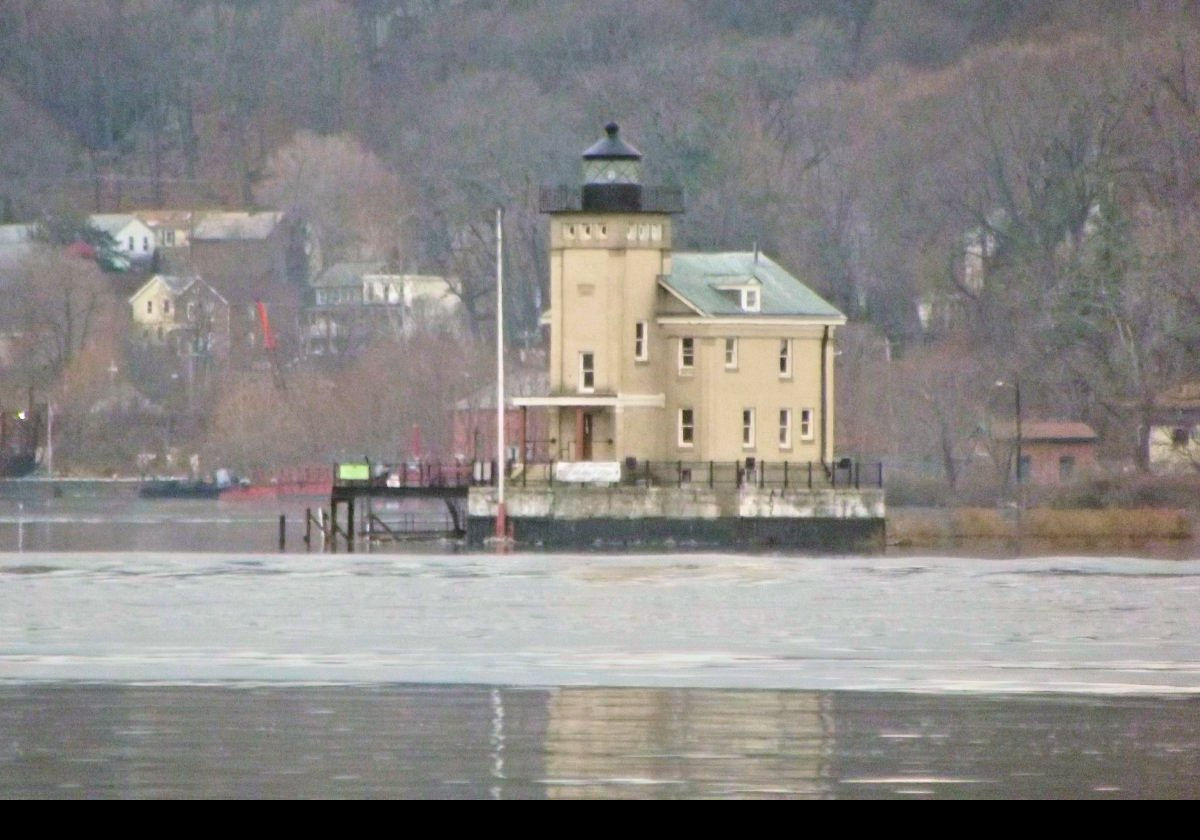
top-left (89, 213), bottom-right (156, 261)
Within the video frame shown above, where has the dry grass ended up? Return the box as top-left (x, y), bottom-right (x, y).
top-left (890, 507), bottom-right (1193, 545)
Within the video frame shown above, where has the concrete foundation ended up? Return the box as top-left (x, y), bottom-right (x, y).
top-left (468, 485), bottom-right (886, 552)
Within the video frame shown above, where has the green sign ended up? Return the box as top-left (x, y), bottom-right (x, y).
top-left (337, 462), bottom-right (370, 481)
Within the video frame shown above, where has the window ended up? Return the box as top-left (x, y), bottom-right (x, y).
top-left (800, 408), bottom-right (814, 441)
top-left (779, 409), bottom-right (792, 449)
top-left (634, 321), bottom-right (648, 361)
top-left (679, 408), bottom-right (695, 447)
top-left (146, 300), bottom-right (153, 314)
top-left (742, 408), bottom-right (756, 448)
top-left (741, 288), bottom-right (760, 312)
top-left (580, 352), bottom-right (595, 393)
top-left (162, 299), bottom-right (170, 314)
top-left (580, 224), bottom-right (591, 240)
top-left (597, 224), bottom-right (607, 238)
top-left (650, 224), bottom-right (662, 241)
top-left (779, 339), bottom-right (792, 377)
top-left (1017, 455), bottom-right (1032, 484)
top-left (187, 302), bottom-right (196, 320)
top-left (143, 236), bottom-right (150, 251)
top-left (724, 338), bottom-right (738, 369)
top-left (1172, 427), bottom-right (1190, 447)
top-left (164, 230), bottom-right (175, 246)
top-left (679, 337), bottom-right (695, 373)
top-left (564, 224), bottom-right (576, 239)
top-left (1059, 455), bottom-right (1075, 483)
top-left (128, 236), bottom-right (134, 251)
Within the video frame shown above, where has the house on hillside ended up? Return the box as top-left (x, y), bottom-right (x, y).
top-left (129, 274), bottom-right (230, 357)
top-left (135, 209), bottom-right (193, 251)
top-left (188, 211), bottom-right (306, 360)
top-left (89, 213), bottom-right (156, 264)
top-left (304, 261), bottom-right (461, 356)
top-left (515, 124), bottom-right (845, 465)
top-left (1147, 382), bottom-right (1200, 474)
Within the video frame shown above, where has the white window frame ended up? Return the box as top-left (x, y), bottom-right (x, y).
top-left (779, 339), bottom-right (792, 378)
top-left (634, 321), bottom-right (648, 362)
top-left (779, 409), bottom-right (792, 449)
top-left (741, 287), bottom-right (760, 312)
top-left (800, 408), bottom-right (814, 441)
top-left (724, 337), bottom-right (738, 370)
top-left (678, 408), bottom-right (695, 448)
top-left (742, 408), bottom-right (756, 449)
top-left (579, 351), bottom-right (595, 393)
top-left (679, 337), bottom-right (695, 373)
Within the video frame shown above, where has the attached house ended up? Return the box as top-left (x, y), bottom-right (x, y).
top-left (515, 124), bottom-right (846, 465)
top-left (89, 213), bottom-right (156, 262)
top-left (129, 274), bottom-right (230, 357)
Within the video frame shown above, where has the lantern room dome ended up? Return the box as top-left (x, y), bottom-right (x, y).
top-left (582, 123), bottom-right (642, 160)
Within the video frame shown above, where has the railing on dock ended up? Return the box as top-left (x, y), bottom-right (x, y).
top-left (329, 458), bottom-right (883, 492)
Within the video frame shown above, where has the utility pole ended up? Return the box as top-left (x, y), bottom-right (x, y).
top-left (495, 207), bottom-right (507, 542)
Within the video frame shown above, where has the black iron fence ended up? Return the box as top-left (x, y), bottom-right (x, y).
top-left (333, 458), bottom-right (883, 491)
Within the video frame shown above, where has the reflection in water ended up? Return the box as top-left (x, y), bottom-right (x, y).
top-left (543, 688), bottom-right (833, 798)
top-left (2, 684), bottom-right (1198, 798)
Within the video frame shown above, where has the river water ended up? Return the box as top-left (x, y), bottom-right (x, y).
top-left (1, 491), bottom-right (1199, 797)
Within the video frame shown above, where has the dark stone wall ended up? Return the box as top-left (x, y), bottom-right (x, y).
top-left (468, 516), bottom-right (886, 553)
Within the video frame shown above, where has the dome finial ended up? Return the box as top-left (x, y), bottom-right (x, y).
top-left (605, 122), bottom-right (619, 138)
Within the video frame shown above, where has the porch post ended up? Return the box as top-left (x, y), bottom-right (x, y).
top-left (575, 406), bottom-right (585, 461)
top-left (519, 406), bottom-right (528, 464)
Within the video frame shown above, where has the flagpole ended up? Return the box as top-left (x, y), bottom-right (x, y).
top-left (495, 207), bottom-right (507, 541)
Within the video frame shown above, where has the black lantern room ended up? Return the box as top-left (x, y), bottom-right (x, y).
top-left (581, 123), bottom-right (643, 212)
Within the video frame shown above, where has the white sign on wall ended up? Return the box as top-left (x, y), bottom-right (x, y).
top-left (554, 461), bottom-right (622, 484)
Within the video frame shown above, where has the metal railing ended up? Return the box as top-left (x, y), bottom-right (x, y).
top-left (333, 458), bottom-right (883, 491)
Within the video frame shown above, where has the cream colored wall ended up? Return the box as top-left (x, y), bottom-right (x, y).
top-left (545, 212), bottom-right (837, 464)
top-left (129, 279), bottom-right (180, 339)
top-left (548, 213), bottom-right (670, 394)
top-left (658, 324), bottom-right (832, 463)
top-left (1149, 425), bottom-right (1200, 474)
top-left (548, 212), bottom-right (671, 461)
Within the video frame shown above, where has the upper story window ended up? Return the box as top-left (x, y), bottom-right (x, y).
top-left (163, 299), bottom-right (170, 314)
top-left (779, 339), bottom-right (792, 377)
top-left (128, 236), bottom-right (135, 251)
top-left (564, 224), bottom-right (576, 240)
top-left (679, 337), bottom-right (695, 373)
top-left (741, 288), bottom-right (760, 312)
top-left (724, 338), bottom-right (738, 370)
top-left (143, 236), bottom-right (150, 251)
top-left (580, 351), bottom-right (595, 393)
top-left (580, 224), bottom-right (592, 240)
top-left (146, 300), bottom-right (153, 314)
top-left (634, 322), bottom-right (648, 362)
top-left (742, 408), bottom-right (756, 449)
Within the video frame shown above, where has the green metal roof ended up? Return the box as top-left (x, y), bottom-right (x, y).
top-left (660, 252), bottom-right (845, 319)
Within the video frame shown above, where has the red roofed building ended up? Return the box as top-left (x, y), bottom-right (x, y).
top-left (995, 421), bottom-right (1099, 485)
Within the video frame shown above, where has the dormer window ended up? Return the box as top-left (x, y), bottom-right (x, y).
top-left (741, 288), bottom-right (760, 312)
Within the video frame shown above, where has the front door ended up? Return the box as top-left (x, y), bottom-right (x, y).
top-left (581, 413), bottom-right (593, 461)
